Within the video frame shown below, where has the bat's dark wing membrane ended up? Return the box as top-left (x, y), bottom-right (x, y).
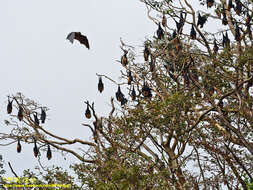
top-left (75, 33), bottom-right (90, 49)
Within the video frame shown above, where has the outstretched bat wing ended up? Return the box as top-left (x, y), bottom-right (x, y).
top-left (66, 32), bottom-right (75, 43)
top-left (75, 33), bottom-right (90, 49)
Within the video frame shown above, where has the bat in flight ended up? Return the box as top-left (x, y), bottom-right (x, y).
top-left (66, 32), bottom-right (90, 49)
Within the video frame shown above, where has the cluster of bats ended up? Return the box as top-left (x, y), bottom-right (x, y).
top-left (7, 97), bottom-right (51, 160)
top-left (65, 32), bottom-right (153, 116)
top-left (39, 0), bottom-right (253, 129)
top-left (156, 0), bottom-right (252, 54)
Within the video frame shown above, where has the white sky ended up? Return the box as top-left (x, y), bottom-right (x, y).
top-left (0, 0), bottom-right (154, 177)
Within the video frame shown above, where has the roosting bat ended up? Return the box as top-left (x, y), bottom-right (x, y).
top-left (17, 139), bottom-right (21, 153)
top-left (144, 45), bottom-right (150, 61)
top-left (207, 0), bottom-right (214, 8)
top-left (213, 39), bottom-right (219, 54)
top-left (190, 24), bottom-right (196, 40)
top-left (66, 32), bottom-right (90, 49)
top-left (18, 106), bottom-right (23, 121)
top-left (85, 103), bottom-right (91, 119)
top-left (7, 97), bottom-right (13, 114)
top-left (33, 113), bottom-right (40, 126)
top-left (157, 23), bottom-right (164, 39)
top-left (131, 86), bottom-right (136, 101)
top-left (47, 144), bottom-right (52, 160)
top-left (40, 108), bottom-right (46, 124)
top-left (33, 139), bottom-right (39, 158)
top-left (98, 77), bottom-right (104, 93)
top-left (197, 13), bottom-right (207, 28)
top-left (128, 71), bottom-right (133, 85)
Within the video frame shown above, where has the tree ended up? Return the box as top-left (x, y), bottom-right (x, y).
top-left (1, 0), bottom-right (253, 189)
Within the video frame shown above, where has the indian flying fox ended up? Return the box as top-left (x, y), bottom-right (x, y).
top-left (7, 97), bottom-right (13, 114)
top-left (66, 32), bottom-right (90, 49)
top-left (157, 23), bottom-right (164, 39)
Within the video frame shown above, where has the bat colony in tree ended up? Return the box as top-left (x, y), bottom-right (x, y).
top-left (7, 97), bottom-right (50, 159)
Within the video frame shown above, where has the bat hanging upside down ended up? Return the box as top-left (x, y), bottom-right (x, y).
top-left (66, 32), bottom-right (90, 49)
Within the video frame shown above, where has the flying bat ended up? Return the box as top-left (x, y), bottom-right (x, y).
top-left (66, 32), bottom-right (90, 49)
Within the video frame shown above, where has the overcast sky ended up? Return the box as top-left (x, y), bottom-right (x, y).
top-left (0, 0), bottom-right (155, 177)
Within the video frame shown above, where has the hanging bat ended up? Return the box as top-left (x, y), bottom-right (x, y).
top-left (207, 0), bottom-right (214, 8)
top-left (47, 144), bottom-right (52, 160)
top-left (172, 30), bottom-right (177, 39)
top-left (85, 103), bottom-right (91, 119)
top-left (116, 86), bottom-right (124, 102)
top-left (98, 77), bottom-right (104, 93)
top-left (17, 139), bottom-right (22, 153)
top-left (18, 106), bottom-right (23, 121)
top-left (190, 24), bottom-right (196, 40)
top-left (33, 113), bottom-right (40, 126)
top-left (197, 13), bottom-right (207, 28)
top-left (162, 15), bottom-right (167, 27)
top-left (128, 71), bottom-right (133, 85)
top-left (175, 13), bottom-right (184, 33)
top-left (144, 45), bottom-right (150, 62)
top-left (175, 21), bottom-right (182, 33)
top-left (121, 52), bottom-right (128, 66)
top-left (33, 139), bottom-right (39, 158)
top-left (222, 14), bottom-right (228, 25)
top-left (223, 32), bottom-right (230, 48)
top-left (228, 0), bottom-right (234, 11)
top-left (157, 23), bottom-right (164, 40)
top-left (246, 11), bottom-right (252, 26)
top-left (120, 97), bottom-right (127, 106)
top-left (149, 60), bottom-right (155, 72)
top-left (235, 24), bottom-right (241, 41)
top-left (7, 97), bottom-right (13, 114)
top-left (142, 83), bottom-right (152, 98)
top-left (234, 1), bottom-right (242, 15)
top-left (66, 32), bottom-right (90, 49)
top-left (131, 86), bottom-right (136, 101)
top-left (213, 39), bottom-right (219, 54)
top-left (40, 108), bottom-right (46, 124)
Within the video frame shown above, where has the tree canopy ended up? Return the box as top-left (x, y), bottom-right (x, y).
top-left (1, 0), bottom-right (253, 189)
